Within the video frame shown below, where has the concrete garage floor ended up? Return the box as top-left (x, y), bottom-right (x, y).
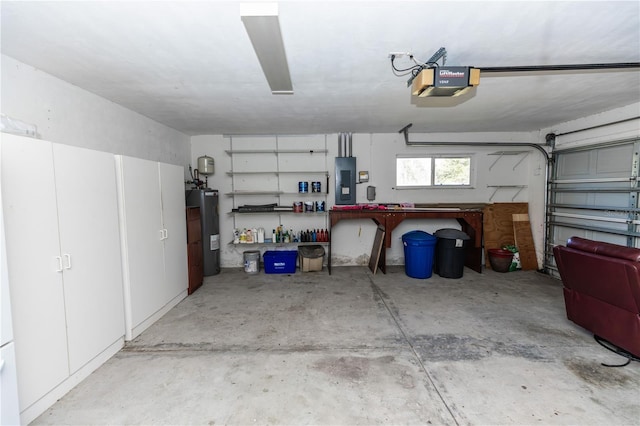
top-left (35, 266), bottom-right (639, 425)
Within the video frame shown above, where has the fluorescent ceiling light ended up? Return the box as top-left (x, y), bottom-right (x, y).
top-left (241, 2), bottom-right (293, 95)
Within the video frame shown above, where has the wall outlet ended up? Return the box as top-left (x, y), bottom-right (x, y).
top-left (388, 52), bottom-right (411, 59)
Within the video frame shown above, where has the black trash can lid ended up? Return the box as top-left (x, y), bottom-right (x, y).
top-left (434, 228), bottom-right (470, 240)
top-left (298, 245), bottom-right (325, 258)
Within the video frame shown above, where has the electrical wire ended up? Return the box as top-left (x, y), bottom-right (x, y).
top-left (390, 52), bottom-right (446, 78)
top-left (410, 55), bottom-right (440, 69)
top-left (390, 55), bottom-right (422, 76)
top-left (594, 335), bottom-right (640, 367)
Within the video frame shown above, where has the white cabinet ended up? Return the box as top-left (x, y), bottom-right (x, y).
top-left (1, 134), bottom-right (125, 422)
top-left (158, 163), bottom-right (190, 300)
top-left (1, 143), bottom-right (21, 426)
top-left (116, 156), bottom-right (188, 340)
top-left (53, 144), bottom-right (126, 370)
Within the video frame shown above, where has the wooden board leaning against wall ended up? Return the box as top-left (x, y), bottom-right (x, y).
top-left (482, 202), bottom-right (537, 271)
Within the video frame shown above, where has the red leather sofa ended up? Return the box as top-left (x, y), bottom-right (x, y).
top-left (553, 236), bottom-right (640, 357)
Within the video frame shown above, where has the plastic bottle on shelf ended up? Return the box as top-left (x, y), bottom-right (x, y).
top-left (240, 229), bottom-right (247, 243)
top-left (272, 229), bottom-right (276, 243)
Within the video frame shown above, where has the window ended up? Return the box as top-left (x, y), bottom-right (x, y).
top-left (396, 155), bottom-right (472, 187)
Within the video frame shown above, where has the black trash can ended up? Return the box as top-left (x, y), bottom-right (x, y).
top-left (434, 228), bottom-right (470, 278)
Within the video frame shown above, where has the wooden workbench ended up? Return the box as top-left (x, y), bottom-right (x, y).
top-left (328, 208), bottom-right (483, 274)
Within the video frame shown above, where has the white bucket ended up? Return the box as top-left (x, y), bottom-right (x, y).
top-left (243, 250), bottom-right (260, 274)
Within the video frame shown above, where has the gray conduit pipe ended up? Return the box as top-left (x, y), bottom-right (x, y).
top-left (398, 123), bottom-right (551, 162)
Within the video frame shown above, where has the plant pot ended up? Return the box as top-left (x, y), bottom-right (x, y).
top-left (488, 249), bottom-right (513, 273)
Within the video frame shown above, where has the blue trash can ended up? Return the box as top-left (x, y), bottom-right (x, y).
top-left (402, 230), bottom-right (437, 279)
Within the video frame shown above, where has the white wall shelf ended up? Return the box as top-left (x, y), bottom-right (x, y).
top-left (225, 190), bottom-right (284, 196)
top-left (225, 149), bottom-right (328, 155)
top-left (487, 185), bottom-right (528, 201)
top-left (226, 191), bottom-right (328, 196)
top-left (227, 170), bottom-right (328, 175)
top-left (488, 151), bottom-right (530, 171)
top-left (227, 136), bottom-right (329, 241)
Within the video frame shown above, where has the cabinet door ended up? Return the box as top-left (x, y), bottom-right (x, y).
top-left (116, 156), bottom-right (164, 335)
top-left (1, 134), bottom-right (69, 411)
top-left (158, 162), bottom-right (188, 301)
top-left (52, 144), bottom-right (125, 373)
top-left (187, 241), bottom-right (203, 294)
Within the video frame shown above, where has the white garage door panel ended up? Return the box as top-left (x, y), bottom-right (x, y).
top-left (547, 140), bottom-right (639, 275)
top-left (594, 144), bottom-right (635, 176)
top-left (557, 151), bottom-right (591, 178)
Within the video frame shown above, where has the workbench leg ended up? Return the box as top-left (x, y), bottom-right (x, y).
top-left (465, 247), bottom-right (483, 273)
top-left (328, 238), bottom-right (332, 275)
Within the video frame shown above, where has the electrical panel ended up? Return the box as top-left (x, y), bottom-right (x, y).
top-left (335, 157), bottom-right (356, 205)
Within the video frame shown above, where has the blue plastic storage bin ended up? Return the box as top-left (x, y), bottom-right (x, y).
top-left (263, 250), bottom-right (297, 274)
top-left (402, 230), bottom-right (437, 279)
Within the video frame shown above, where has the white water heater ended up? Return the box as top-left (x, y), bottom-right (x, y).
top-left (197, 155), bottom-right (215, 175)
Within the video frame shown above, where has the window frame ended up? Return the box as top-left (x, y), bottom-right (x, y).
top-left (395, 154), bottom-right (475, 189)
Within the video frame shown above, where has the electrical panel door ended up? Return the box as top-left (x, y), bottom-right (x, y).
top-left (335, 157), bottom-right (356, 205)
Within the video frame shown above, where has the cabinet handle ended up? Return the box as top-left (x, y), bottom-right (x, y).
top-left (159, 230), bottom-right (165, 241)
top-left (63, 254), bottom-right (72, 270)
top-left (163, 229), bottom-right (169, 240)
top-left (55, 256), bottom-right (63, 272)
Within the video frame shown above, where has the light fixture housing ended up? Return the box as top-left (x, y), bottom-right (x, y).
top-left (411, 66), bottom-right (480, 97)
top-left (241, 2), bottom-right (293, 94)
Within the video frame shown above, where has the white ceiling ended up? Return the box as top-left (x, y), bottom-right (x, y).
top-left (2, 1), bottom-right (639, 136)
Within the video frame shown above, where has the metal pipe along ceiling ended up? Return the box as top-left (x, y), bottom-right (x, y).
top-left (398, 124), bottom-right (551, 162)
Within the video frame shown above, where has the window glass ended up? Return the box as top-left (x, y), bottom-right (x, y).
top-left (396, 156), bottom-right (472, 187)
top-left (434, 157), bottom-right (471, 185)
top-left (397, 157), bottom-right (431, 186)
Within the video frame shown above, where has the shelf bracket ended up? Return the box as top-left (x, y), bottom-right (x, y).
top-left (512, 152), bottom-right (530, 170)
top-left (488, 153), bottom-right (505, 171)
top-left (488, 151), bottom-right (530, 171)
top-left (487, 185), bottom-right (527, 201)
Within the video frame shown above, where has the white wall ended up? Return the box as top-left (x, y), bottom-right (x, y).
top-left (192, 131), bottom-right (550, 267)
top-left (1, 55), bottom-right (190, 166)
top-left (5, 51), bottom-right (634, 270)
top-left (349, 132), bottom-right (549, 266)
top-left (200, 102), bottom-right (639, 269)
top-left (542, 103), bottom-right (640, 150)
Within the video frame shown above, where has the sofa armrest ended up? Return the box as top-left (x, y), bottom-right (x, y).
top-left (554, 245), bottom-right (640, 313)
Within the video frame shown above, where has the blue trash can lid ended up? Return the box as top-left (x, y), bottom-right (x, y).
top-left (434, 228), bottom-right (470, 240)
top-left (402, 230), bottom-right (436, 242)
